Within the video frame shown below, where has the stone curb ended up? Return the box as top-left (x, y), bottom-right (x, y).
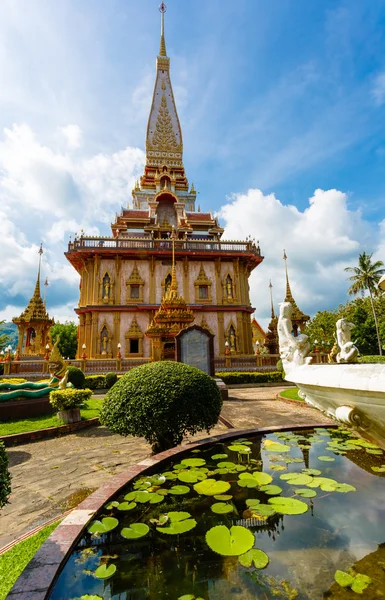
top-left (7, 422), bottom-right (337, 600)
top-left (0, 512), bottom-right (72, 556)
top-left (0, 417), bottom-right (100, 447)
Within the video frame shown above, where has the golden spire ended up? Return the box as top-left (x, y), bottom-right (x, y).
top-left (169, 226), bottom-right (179, 297)
top-left (159, 2), bottom-right (167, 57)
top-left (269, 280), bottom-right (275, 319)
top-left (282, 250), bottom-right (310, 324)
top-left (13, 243), bottom-right (52, 323)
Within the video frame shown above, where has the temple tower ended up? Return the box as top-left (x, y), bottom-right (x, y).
top-left (65, 4), bottom-right (263, 362)
top-left (13, 245), bottom-right (54, 357)
top-left (264, 280), bottom-right (279, 354)
top-left (282, 250), bottom-right (309, 335)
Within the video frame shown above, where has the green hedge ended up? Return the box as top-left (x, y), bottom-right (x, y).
top-left (358, 355), bottom-right (385, 363)
top-left (50, 388), bottom-right (93, 411)
top-left (105, 372), bottom-right (118, 389)
top-left (67, 366), bottom-right (85, 389)
top-left (100, 361), bottom-right (222, 452)
top-left (215, 371), bottom-right (283, 384)
top-left (84, 375), bottom-right (106, 390)
top-left (0, 441), bottom-right (11, 509)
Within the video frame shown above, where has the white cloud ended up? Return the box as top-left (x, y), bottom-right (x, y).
top-left (0, 122), bottom-right (145, 321)
top-left (219, 188), bottom-right (377, 329)
top-left (60, 124), bottom-right (83, 149)
top-left (372, 71), bottom-right (385, 105)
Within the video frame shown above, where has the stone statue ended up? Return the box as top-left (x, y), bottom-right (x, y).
top-left (230, 331), bottom-right (236, 351)
top-left (226, 279), bottom-right (233, 298)
top-left (104, 281), bottom-right (110, 300)
top-left (335, 319), bottom-right (359, 363)
top-left (278, 302), bottom-right (311, 370)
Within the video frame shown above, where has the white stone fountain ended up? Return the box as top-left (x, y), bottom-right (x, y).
top-left (278, 302), bottom-right (385, 448)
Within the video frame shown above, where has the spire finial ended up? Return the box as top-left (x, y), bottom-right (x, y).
top-left (159, 2), bottom-right (167, 57)
top-left (34, 243), bottom-right (43, 298)
top-left (269, 279), bottom-right (275, 319)
top-left (283, 249), bottom-right (294, 303)
top-left (44, 277), bottom-right (49, 307)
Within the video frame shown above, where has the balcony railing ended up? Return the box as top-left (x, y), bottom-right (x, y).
top-left (67, 236), bottom-right (262, 256)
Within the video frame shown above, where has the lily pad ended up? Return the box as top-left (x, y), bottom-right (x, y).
top-left (178, 470), bottom-right (206, 484)
top-left (162, 471), bottom-right (178, 480)
top-left (302, 468), bottom-right (322, 476)
top-left (238, 472), bottom-right (272, 488)
top-left (238, 548), bottom-right (269, 569)
top-left (371, 465), bottom-right (385, 472)
top-left (259, 484), bottom-right (282, 495)
top-left (307, 477), bottom-right (338, 489)
top-left (295, 488), bottom-right (317, 498)
top-left (279, 473), bottom-right (313, 485)
top-left (322, 482), bottom-right (356, 493)
top-left (245, 498), bottom-right (260, 509)
top-left (94, 563), bottom-right (116, 579)
top-left (80, 595), bottom-right (104, 600)
top-left (228, 444), bottom-right (251, 454)
top-left (263, 441), bottom-right (290, 453)
top-left (214, 494), bottom-right (233, 501)
top-left (366, 449), bottom-right (383, 455)
top-left (105, 501), bottom-right (119, 510)
top-left (87, 517), bottom-right (119, 535)
top-left (157, 511), bottom-right (197, 535)
top-left (194, 479), bottom-right (231, 496)
top-left (205, 525), bottom-right (254, 556)
top-left (351, 573), bottom-right (372, 594)
top-left (121, 523), bottom-right (149, 539)
top-left (250, 504), bottom-right (276, 518)
top-left (181, 458), bottom-right (206, 467)
top-left (169, 485), bottom-right (191, 495)
top-left (211, 502), bottom-right (234, 514)
top-left (217, 461), bottom-right (236, 469)
top-left (270, 465), bottom-right (287, 471)
top-left (334, 570), bottom-right (354, 587)
top-left (211, 454), bottom-right (228, 460)
top-left (268, 496), bottom-right (308, 515)
top-left (318, 456), bottom-right (335, 462)
top-left (117, 501), bottom-right (136, 511)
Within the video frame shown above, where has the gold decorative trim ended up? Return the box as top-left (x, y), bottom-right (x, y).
top-left (125, 263), bottom-right (145, 304)
top-left (194, 264), bottom-right (212, 303)
top-left (125, 316), bottom-right (144, 357)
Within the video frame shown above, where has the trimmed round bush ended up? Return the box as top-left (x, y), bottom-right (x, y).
top-left (99, 361), bottom-right (222, 452)
top-left (0, 441), bottom-right (11, 509)
top-left (67, 366), bottom-right (85, 389)
top-left (49, 388), bottom-right (92, 411)
top-left (105, 372), bottom-right (118, 389)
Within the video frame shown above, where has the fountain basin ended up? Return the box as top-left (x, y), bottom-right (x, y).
top-left (286, 363), bottom-right (385, 447)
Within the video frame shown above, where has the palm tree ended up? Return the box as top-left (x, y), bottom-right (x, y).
top-left (344, 252), bottom-right (385, 355)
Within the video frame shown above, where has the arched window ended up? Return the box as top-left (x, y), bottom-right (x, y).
top-left (228, 325), bottom-right (237, 351)
top-left (165, 273), bottom-right (172, 294)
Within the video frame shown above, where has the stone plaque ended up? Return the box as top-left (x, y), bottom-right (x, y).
top-left (176, 325), bottom-right (214, 375)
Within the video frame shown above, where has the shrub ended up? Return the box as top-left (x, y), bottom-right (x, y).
top-left (50, 388), bottom-right (92, 411)
top-left (0, 442), bottom-right (11, 509)
top-left (215, 371), bottom-right (283, 385)
top-left (99, 361), bottom-right (222, 452)
top-left (84, 375), bottom-right (106, 390)
top-left (358, 355), bottom-right (385, 364)
top-left (0, 378), bottom-right (28, 385)
top-left (105, 372), bottom-right (118, 389)
top-left (66, 366), bottom-right (85, 389)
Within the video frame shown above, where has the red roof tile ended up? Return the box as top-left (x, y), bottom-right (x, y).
top-left (186, 212), bottom-right (213, 221)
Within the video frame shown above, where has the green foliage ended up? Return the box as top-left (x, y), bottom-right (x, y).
top-left (67, 366), bottom-right (85, 389)
top-left (0, 519), bottom-right (60, 599)
top-left (84, 375), bottom-right (107, 390)
top-left (0, 442), bottom-right (11, 509)
top-left (215, 371), bottom-right (283, 385)
top-left (358, 355), bottom-right (385, 363)
top-left (105, 372), bottom-right (118, 389)
top-left (205, 525), bottom-right (254, 556)
top-left (50, 388), bottom-right (92, 411)
top-left (305, 295), bottom-right (385, 356)
top-left (99, 361), bottom-right (222, 451)
top-left (50, 321), bottom-right (78, 359)
top-left (0, 321), bottom-right (12, 352)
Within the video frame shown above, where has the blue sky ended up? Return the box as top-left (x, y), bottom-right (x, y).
top-left (1, 0), bottom-right (385, 330)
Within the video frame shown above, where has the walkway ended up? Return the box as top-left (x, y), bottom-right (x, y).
top-left (0, 386), bottom-right (333, 548)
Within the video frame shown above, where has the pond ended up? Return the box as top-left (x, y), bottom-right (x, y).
top-left (48, 427), bottom-right (385, 600)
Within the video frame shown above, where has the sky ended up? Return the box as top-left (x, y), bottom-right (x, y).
top-left (1, 0), bottom-right (385, 331)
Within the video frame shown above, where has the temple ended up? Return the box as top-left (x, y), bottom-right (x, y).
top-left (282, 250), bottom-right (309, 335)
top-left (13, 245), bottom-right (54, 357)
top-left (65, 4), bottom-right (263, 361)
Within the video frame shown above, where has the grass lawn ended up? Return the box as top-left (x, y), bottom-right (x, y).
top-left (0, 397), bottom-right (103, 437)
top-left (279, 387), bottom-right (304, 402)
top-left (0, 520), bottom-right (61, 600)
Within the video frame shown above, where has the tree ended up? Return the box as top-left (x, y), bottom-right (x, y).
top-left (50, 322), bottom-right (78, 359)
top-left (344, 252), bottom-right (385, 355)
top-left (0, 321), bottom-right (11, 352)
top-left (304, 310), bottom-right (338, 348)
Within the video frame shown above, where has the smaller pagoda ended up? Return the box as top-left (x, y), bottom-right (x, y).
top-left (146, 229), bottom-right (194, 360)
top-left (282, 250), bottom-right (310, 336)
top-left (13, 245), bottom-right (54, 357)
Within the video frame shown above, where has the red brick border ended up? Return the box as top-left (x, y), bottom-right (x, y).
top-left (0, 418), bottom-right (99, 447)
top-left (7, 423), bottom-right (337, 600)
